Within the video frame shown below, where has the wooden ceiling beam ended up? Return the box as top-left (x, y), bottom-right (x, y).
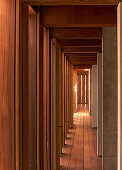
top-left (58, 39), bottom-right (102, 47)
top-left (20, 0), bottom-right (119, 5)
top-left (65, 53), bottom-right (97, 58)
top-left (62, 47), bottom-right (102, 53)
top-left (70, 60), bottom-right (97, 65)
top-left (73, 65), bottom-right (92, 69)
top-left (40, 6), bottom-right (117, 27)
top-left (67, 57), bottom-right (97, 61)
top-left (50, 28), bottom-right (102, 39)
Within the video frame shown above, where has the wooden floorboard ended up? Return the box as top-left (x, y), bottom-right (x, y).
top-left (60, 104), bottom-right (102, 170)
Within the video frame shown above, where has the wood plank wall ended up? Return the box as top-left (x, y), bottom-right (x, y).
top-left (0, 0), bottom-right (16, 170)
top-left (28, 7), bottom-right (37, 170)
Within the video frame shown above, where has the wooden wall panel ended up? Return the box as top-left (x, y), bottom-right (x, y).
top-left (0, 0), bottom-right (15, 169)
top-left (51, 38), bottom-right (61, 170)
top-left (70, 64), bottom-right (73, 128)
top-left (43, 27), bottom-right (51, 170)
top-left (64, 56), bottom-right (67, 140)
top-left (56, 45), bottom-right (62, 156)
top-left (61, 53), bottom-right (65, 147)
top-left (28, 7), bottom-right (37, 170)
top-left (37, 9), bottom-right (40, 170)
top-left (38, 27), bottom-right (44, 170)
top-left (16, 0), bottom-right (20, 169)
top-left (51, 38), bottom-right (57, 170)
top-left (22, 5), bottom-right (29, 170)
top-left (66, 60), bottom-right (69, 133)
top-left (68, 62), bottom-right (71, 128)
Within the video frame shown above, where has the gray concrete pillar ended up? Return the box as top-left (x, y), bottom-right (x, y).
top-left (117, 3), bottom-right (122, 170)
top-left (103, 27), bottom-right (117, 170)
top-left (92, 65), bottom-right (98, 128)
top-left (97, 53), bottom-right (102, 157)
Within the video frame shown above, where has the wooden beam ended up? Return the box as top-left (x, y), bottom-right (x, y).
top-left (58, 39), bottom-right (102, 47)
top-left (65, 53), bottom-right (97, 58)
top-left (71, 60), bottom-right (97, 65)
top-left (20, 0), bottom-right (119, 5)
top-left (68, 57), bottom-right (97, 61)
top-left (50, 28), bottom-right (102, 39)
top-left (40, 6), bottom-right (117, 27)
top-left (62, 47), bottom-right (102, 53)
top-left (73, 65), bottom-right (92, 69)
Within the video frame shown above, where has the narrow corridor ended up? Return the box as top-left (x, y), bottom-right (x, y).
top-left (60, 105), bottom-right (102, 170)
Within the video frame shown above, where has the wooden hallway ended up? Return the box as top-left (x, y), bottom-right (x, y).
top-left (60, 105), bottom-right (102, 170)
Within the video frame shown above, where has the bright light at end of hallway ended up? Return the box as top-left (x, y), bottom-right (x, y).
top-left (75, 84), bottom-right (77, 92)
top-left (74, 112), bottom-right (89, 116)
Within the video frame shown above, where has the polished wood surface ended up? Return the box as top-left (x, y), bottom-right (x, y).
top-left (50, 28), bottom-right (102, 39)
top-left (0, 0), bottom-right (16, 169)
top-left (58, 39), bottom-right (102, 47)
top-left (60, 105), bottom-right (102, 170)
top-left (20, 0), bottom-right (119, 5)
top-left (40, 6), bottom-right (117, 27)
top-left (62, 47), bottom-right (102, 53)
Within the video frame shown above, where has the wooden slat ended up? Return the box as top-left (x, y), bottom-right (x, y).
top-left (64, 56), bottom-right (67, 140)
top-left (58, 39), bottom-right (102, 47)
top-left (20, 0), bottom-right (119, 5)
top-left (0, 0), bottom-right (16, 169)
top-left (60, 105), bottom-right (102, 170)
top-left (65, 53), bottom-right (97, 58)
top-left (73, 65), bottom-right (92, 69)
top-left (68, 62), bottom-right (71, 128)
top-left (40, 6), bottom-right (117, 27)
top-left (28, 6), bottom-right (37, 170)
top-left (66, 59), bottom-right (69, 133)
top-left (71, 60), bottom-right (97, 65)
top-left (62, 47), bottom-right (102, 53)
top-left (61, 52), bottom-right (65, 147)
top-left (68, 57), bottom-right (97, 60)
top-left (22, 5), bottom-right (29, 170)
top-left (16, 0), bottom-right (20, 170)
top-left (50, 27), bottom-right (102, 39)
top-left (51, 38), bottom-right (57, 170)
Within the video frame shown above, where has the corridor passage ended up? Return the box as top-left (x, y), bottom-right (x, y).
top-left (60, 105), bottom-right (102, 170)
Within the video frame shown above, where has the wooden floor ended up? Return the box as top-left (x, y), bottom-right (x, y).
top-left (60, 104), bottom-right (102, 170)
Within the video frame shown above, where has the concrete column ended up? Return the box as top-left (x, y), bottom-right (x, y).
top-left (117, 3), bottom-right (122, 170)
top-left (92, 65), bottom-right (98, 128)
top-left (97, 53), bottom-right (102, 157)
top-left (103, 27), bottom-right (117, 170)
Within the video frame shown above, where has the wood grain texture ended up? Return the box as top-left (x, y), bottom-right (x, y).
top-left (70, 60), bottom-right (97, 65)
top-left (28, 7), bottom-right (37, 170)
top-left (62, 47), bottom-right (102, 53)
top-left (50, 28), bottom-right (102, 39)
top-left (16, 0), bottom-right (20, 169)
top-left (0, 0), bottom-right (15, 169)
top-left (40, 6), bottom-right (117, 27)
top-left (61, 53), bottom-right (65, 147)
top-left (66, 53), bottom-right (97, 58)
top-left (51, 38), bottom-right (57, 170)
top-left (73, 65), bottom-right (92, 69)
top-left (60, 104), bottom-right (102, 170)
top-left (58, 39), bottom-right (102, 47)
top-left (64, 56), bottom-right (67, 140)
top-left (22, 5), bottom-right (29, 170)
top-left (20, 0), bottom-right (119, 5)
